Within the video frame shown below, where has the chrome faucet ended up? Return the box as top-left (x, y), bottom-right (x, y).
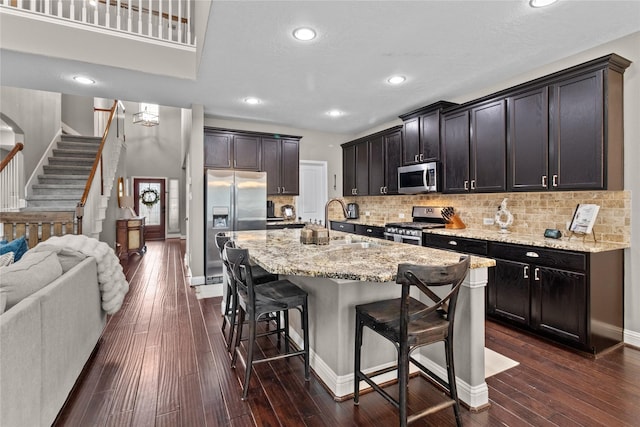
top-left (325, 198), bottom-right (349, 229)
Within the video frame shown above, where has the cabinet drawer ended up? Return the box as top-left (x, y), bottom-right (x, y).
top-left (423, 234), bottom-right (488, 256)
top-left (355, 224), bottom-right (385, 239)
top-left (490, 243), bottom-right (585, 271)
top-left (330, 221), bottom-right (355, 233)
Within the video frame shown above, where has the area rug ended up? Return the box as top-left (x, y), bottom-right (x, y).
top-left (485, 348), bottom-right (519, 378)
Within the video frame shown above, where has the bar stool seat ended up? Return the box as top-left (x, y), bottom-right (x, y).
top-left (354, 256), bottom-right (470, 427)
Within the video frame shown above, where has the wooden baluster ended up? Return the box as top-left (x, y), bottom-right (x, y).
top-left (28, 223), bottom-right (39, 248)
top-left (56, 0), bottom-right (61, 16)
top-left (70, 0), bottom-right (75, 20)
top-left (168, 0), bottom-right (172, 41)
top-left (30, 0), bottom-right (35, 11)
top-left (147, 0), bottom-right (152, 37)
top-left (105, 0), bottom-right (110, 28)
top-left (94, 0), bottom-right (98, 25)
top-left (44, 0), bottom-right (50, 15)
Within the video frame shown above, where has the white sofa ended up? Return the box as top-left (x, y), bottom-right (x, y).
top-left (0, 255), bottom-right (106, 426)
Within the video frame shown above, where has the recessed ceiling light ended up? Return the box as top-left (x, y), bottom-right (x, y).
top-left (529, 0), bottom-right (558, 8)
top-left (387, 75), bottom-right (406, 85)
top-left (244, 97), bottom-right (261, 105)
top-left (327, 110), bottom-right (343, 117)
top-left (73, 75), bottom-right (95, 85)
top-left (293, 27), bottom-right (316, 41)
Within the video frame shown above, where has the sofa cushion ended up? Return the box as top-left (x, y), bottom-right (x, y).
top-left (0, 291), bottom-right (6, 315)
top-left (0, 250), bottom-right (63, 311)
top-left (30, 244), bottom-right (87, 273)
top-left (0, 236), bottom-right (28, 262)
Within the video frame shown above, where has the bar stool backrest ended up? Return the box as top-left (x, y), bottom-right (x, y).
top-left (396, 256), bottom-right (470, 339)
top-left (224, 243), bottom-right (257, 306)
top-left (215, 232), bottom-right (230, 258)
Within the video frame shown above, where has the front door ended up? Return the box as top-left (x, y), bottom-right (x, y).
top-left (134, 178), bottom-right (166, 241)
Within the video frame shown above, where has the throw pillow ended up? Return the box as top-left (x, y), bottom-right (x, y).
top-left (30, 244), bottom-right (87, 273)
top-left (0, 251), bottom-right (14, 267)
top-left (0, 236), bottom-right (28, 262)
top-left (0, 250), bottom-right (63, 311)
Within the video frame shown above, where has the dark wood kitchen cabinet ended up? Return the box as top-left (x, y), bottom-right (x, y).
top-left (487, 242), bottom-right (623, 354)
top-left (441, 99), bottom-right (506, 194)
top-left (342, 141), bottom-right (368, 196)
top-left (262, 137), bottom-right (300, 195)
top-left (399, 101), bottom-right (456, 164)
top-left (422, 233), bottom-right (488, 256)
top-left (368, 126), bottom-right (403, 195)
top-left (204, 129), bottom-right (260, 170)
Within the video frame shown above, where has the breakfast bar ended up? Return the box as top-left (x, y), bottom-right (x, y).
top-left (230, 229), bottom-right (496, 409)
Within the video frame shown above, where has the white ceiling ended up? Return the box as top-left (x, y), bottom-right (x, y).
top-left (1, 1), bottom-right (640, 135)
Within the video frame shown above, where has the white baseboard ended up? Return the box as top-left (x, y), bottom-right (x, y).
top-left (190, 275), bottom-right (205, 286)
top-left (194, 283), bottom-right (223, 299)
top-left (624, 329), bottom-right (640, 348)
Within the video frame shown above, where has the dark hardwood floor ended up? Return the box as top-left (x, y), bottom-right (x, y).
top-left (56, 239), bottom-right (640, 426)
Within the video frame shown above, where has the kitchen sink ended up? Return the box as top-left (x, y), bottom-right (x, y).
top-left (329, 239), bottom-right (382, 249)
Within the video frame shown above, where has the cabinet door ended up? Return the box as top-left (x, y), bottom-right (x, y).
top-left (368, 136), bottom-right (385, 195)
top-left (384, 130), bottom-right (403, 194)
top-left (420, 111), bottom-right (441, 162)
top-left (490, 258), bottom-right (531, 326)
top-left (532, 266), bottom-right (587, 345)
top-left (402, 117), bottom-right (420, 165)
top-left (343, 145), bottom-right (356, 196)
top-left (233, 135), bottom-right (261, 170)
top-left (355, 142), bottom-right (369, 196)
top-left (508, 87), bottom-right (549, 191)
top-left (470, 100), bottom-right (506, 192)
top-left (549, 70), bottom-right (604, 190)
top-left (204, 132), bottom-right (232, 168)
top-left (262, 138), bottom-right (281, 195)
top-left (280, 139), bottom-right (299, 195)
top-left (442, 111), bottom-right (470, 193)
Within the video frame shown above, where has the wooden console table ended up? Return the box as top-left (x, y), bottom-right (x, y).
top-left (116, 217), bottom-right (147, 258)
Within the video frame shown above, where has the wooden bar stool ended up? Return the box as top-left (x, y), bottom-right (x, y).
top-left (225, 243), bottom-right (310, 400)
top-left (354, 256), bottom-right (470, 427)
top-left (215, 232), bottom-right (278, 351)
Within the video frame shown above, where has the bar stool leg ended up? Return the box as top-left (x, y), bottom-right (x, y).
top-left (226, 286), bottom-right (240, 352)
top-left (302, 297), bottom-right (310, 380)
top-left (231, 307), bottom-right (245, 369)
top-left (398, 341), bottom-right (409, 427)
top-left (221, 281), bottom-right (231, 333)
top-left (241, 310), bottom-right (257, 401)
top-left (445, 337), bottom-right (462, 427)
top-left (353, 312), bottom-right (363, 405)
top-left (283, 310), bottom-right (290, 354)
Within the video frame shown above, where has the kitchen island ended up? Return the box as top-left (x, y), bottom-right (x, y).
top-left (230, 229), bottom-right (495, 409)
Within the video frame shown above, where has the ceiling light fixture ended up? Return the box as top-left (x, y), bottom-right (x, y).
top-left (387, 75), bottom-right (406, 85)
top-left (133, 103), bottom-right (159, 127)
top-left (244, 97), bottom-right (261, 105)
top-left (293, 27), bottom-right (316, 41)
top-left (73, 75), bottom-right (95, 85)
top-left (529, 0), bottom-right (558, 8)
top-left (327, 110), bottom-right (343, 117)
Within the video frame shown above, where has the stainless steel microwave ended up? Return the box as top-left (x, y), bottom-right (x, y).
top-left (398, 162), bottom-right (440, 194)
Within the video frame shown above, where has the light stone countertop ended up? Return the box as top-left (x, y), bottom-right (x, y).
top-left (424, 228), bottom-right (629, 253)
top-left (230, 229), bottom-right (495, 283)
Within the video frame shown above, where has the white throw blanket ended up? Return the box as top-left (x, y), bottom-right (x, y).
top-left (34, 235), bottom-right (129, 314)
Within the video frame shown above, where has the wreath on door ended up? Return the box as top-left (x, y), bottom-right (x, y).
top-left (139, 187), bottom-right (160, 208)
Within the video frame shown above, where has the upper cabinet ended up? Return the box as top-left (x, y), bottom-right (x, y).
top-left (203, 129), bottom-right (260, 170)
top-left (399, 101), bottom-right (457, 164)
top-left (204, 127), bottom-right (301, 195)
top-left (342, 126), bottom-right (403, 196)
top-left (262, 137), bottom-right (300, 195)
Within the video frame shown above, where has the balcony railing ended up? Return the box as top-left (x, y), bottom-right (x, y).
top-left (0, 0), bottom-right (194, 46)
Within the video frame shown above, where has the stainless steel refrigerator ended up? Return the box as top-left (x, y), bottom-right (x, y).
top-left (205, 169), bottom-right (267, 284)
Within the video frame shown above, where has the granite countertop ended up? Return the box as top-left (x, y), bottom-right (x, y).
top-left (424, 228), bottom-right (629, 253)
top-left (230, 229), bottom-right (495, 283)
top-left (329, 219), bottom-right (387, 227)
top-left (267, 218), bottom-right (305, 225)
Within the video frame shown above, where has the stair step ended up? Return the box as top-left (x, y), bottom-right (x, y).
top-left (60, 135), bottom-right (102, 144)
top-left (28, 194), bottom-right (80, 201)
top-left (57, 141), bottom-right (101, 151)
top-left (37, 175), bottom-right (88, 185)
top-left (32, 184), bottom-right (85, 196)
top-left (48, 157), bottom-right (95, 166)
top-left (22, 205), bottom-right (79, 212)
top-left (43, 165), bottom-right (91, 175)
top-left (53, 148), bottom-right (98, 158)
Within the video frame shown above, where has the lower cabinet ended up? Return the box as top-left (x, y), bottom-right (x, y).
top-left (116, 217), bottom-right (147, 259)
top-left (330, 221), bottom-right (385, 239)
top-left (487, 242), bottom-right (622, 354)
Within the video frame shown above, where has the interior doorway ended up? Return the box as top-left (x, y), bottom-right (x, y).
top-left (297, 160), bottom-right (328, 225)
top-left (134, 178), bottom-right (166, 240)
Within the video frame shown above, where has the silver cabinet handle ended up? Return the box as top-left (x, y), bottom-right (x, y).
top-left (471, 180), bottom-right (476, 190)
top-left (234, 159), bottom-right (237, 168)
top-left (523, 265), bottom-right (529, 279)
top-left (526, 251), bottom-right (539, 258)
top-left (354, 188), bottom-right (358, 195)
top-left (542, 175), bottom-right (547, 188)
top-left (282, 186), bottom-right (285, 193)
top-left (464, 180), bottom-right (469, 191)
top-left (339, 225), bottom-right (345, 229)
top-left (448, 240), bottom-right (458, 246)
top-left (366, 229), bottom-right (372, 233)
top-left (277, 187), bottom-right (281, 194)
top-left (534, 267), bottom-right (540, 281)
top-left (380, 186), bottom-right (384, 194)
top-left (419, 153), bottom-right (424, 161)
top-left (351, 188), bottom-right (355, 195)
top-left (383, 186), bottom-right (387, 194)
top-left (552, 174), bottom-right (558, 187)
top-left (414, 154), bottom-right (419, 162)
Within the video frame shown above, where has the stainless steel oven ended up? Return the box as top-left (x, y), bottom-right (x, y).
top-left (383, 227), bottom-right (423, 245)
top-left (384, 206), bottom-right (450, 245)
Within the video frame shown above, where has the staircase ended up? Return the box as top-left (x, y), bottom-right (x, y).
top-left (26, 135), bottom-right (102, 211)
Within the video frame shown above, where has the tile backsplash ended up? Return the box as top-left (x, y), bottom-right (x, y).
top-left (340, 191), bottom-right (630, 245)
top-left (273, 191), bottom-right (630, 245)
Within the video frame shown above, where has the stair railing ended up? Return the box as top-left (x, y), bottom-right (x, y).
top-left (76, 99), bottom-right (121, 236)
top-left (0, 0), bottom-right (194, 46)
top-left (0, 142), bottom-right (24, 212)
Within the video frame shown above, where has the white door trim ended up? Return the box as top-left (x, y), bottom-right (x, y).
top-left (297, 160), bottom-right (328, 225)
